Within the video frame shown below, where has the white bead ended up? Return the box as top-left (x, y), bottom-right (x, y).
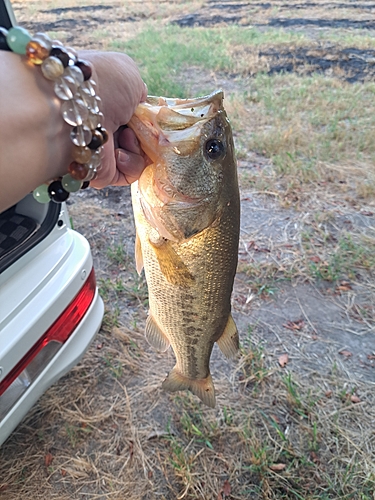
top-left (62, 99), bottom-right (89, 126)
top-left (64, 65), bottom-right (84, 85)
top-left (54, 75), bottom-right (78, 100)
top-left (70, 125), bottom-right (92, 147)
top-left (41, 56), bottom-right (64, 80)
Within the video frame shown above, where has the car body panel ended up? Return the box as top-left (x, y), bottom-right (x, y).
top-left (0, 204), bottom-right (104, 446)
top-left (0, 289), bottom-right (104, 446)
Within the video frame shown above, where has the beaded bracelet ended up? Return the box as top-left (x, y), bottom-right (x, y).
top-left (0, 25), bottom-right (108, 204)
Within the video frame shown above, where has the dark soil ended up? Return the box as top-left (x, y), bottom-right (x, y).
top-left (267, 17), bottom-right (375, 30)
top-left (259, 45), bottom-right (375, 83)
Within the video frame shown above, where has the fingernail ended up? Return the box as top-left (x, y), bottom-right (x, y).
top-left (116, 149), bottom-right (129, 165)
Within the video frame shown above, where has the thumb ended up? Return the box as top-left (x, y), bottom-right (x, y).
top-left (115, 148), bottom-right (146, 185)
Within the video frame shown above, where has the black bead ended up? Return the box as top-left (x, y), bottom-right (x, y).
top-left (0, 27), bottom-right (10, 51)
top-left (88, 129), bottom-right (104, 150)
top-left (48, 180), bottom-right (69, 203)
top-left (75, 59), bottom-right (92, 81)
top-left (50, 47), bottom-right (70, 67)
top-left (97, 127), bottom-right (109, 144)
top-left (81, 181), bottom-right (90, 189)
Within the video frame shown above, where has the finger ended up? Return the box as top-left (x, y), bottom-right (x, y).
top-left (114, 148), bottom-right (146, 185)
top-left (118, 127), bottom-right (142, 155)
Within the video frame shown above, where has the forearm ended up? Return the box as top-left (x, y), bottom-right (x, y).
top-left (0, 51), bottom-right (72, 211)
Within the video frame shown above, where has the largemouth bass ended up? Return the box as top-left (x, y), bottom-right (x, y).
top-left (128, 90), bottom-right (240, 408)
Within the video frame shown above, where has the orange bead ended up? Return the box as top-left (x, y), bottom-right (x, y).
top-left (26, 40), bottom-right (50, 65)
top-left (68, 161), bottom-right (89, 181)
top-left (72, 146), bottom-right (92, 164)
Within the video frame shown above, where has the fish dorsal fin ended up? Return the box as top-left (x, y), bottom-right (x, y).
top-left (216, 314), bottom-right (240, 359)
top-left (148, 236), bottom-right (194, 287)
top-left (162, 367), bottom-right (216, 408)
top-left (135, 231), bottom-right (144, 275)
top-left (145, 314), bottom-right (170, 352)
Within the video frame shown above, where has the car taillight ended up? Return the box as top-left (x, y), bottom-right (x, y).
top-left (0, 268), bottom-right (97, 419)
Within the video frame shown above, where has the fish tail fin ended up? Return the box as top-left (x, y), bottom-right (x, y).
top-left (162, 368), bottom-right (216, 408)
top-left (216, 314), bottom-right (240, 359)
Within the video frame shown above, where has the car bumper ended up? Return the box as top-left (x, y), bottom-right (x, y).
top-left (0, 289), bottom-right (103, 446)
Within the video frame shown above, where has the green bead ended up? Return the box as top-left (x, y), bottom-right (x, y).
top-left (7, 26), bottom-right (31, 55)
top-left (33, 184), bottom-right (50, 203)
top-left (62, 174), bottom-right (82, 193)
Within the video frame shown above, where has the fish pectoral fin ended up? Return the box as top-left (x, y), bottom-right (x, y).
top-left (149, 238), bottom-right (194, 287)
top-left (216, 314), bottom-right (240, 359)
top-left (145, 315), bottom-right (170, 352)
top-left (162, 368), bottom-right (216, 408)
top-left (135, 231), bottom-right (144, 275)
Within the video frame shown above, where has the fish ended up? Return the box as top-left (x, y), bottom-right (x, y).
top-left (128, 90), bottom-right (240, 408)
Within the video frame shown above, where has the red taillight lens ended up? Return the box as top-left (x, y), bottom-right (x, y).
top-left (0, 268), bottom-right (96, 397)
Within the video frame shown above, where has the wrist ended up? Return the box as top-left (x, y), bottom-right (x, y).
top-left (2, 27), bottom-right (108, 204)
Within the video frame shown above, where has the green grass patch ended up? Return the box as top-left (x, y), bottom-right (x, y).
top-left (110, 25), bottom-right (307, 96)
top-left (307, 233), bottom-right (375, 282)
top-left (247, 74), bottom-right (375, 172)
top-left (111, 24), bottom-right (375, 193)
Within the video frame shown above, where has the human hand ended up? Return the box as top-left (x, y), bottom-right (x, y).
top-left (79, 51), bottom-right (149, 188)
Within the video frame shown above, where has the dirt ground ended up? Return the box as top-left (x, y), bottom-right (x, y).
top-left (1, 1), bottom-right (375, 499)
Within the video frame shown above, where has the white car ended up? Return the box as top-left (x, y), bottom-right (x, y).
top-left (0, 194), bottom-right (104, 447)
top-left (0, 1), bottom-right (104, 447)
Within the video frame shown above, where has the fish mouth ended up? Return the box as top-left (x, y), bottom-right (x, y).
top-left (128, 90), bottom-right (225, 240)
top-left (128, 90), bottom-right (224, 164)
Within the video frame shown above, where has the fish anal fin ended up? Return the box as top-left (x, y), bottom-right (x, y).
top-left (216, 314), bottom-right (240, 359)
top-left (145, 315), bottom-right (170, 352)
top-left (135, 231), bottom-right (144, 275)
top-left (162, 368), bottom-right (216, 408)
top-left (149, 237), bottom-right (194, 287)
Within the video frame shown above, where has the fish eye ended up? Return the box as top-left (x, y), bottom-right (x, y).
top-left (205, 139), bottom-right (225, 160)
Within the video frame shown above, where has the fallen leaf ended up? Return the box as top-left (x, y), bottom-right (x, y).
top-left (222, 479), bottom-right (231, 497)
top-left (325, 390), bottom-right (332, 398)
top-left (340, 280), bottom-right (351, 287)
top-left (45, 453), bottom-right (53, 467)
top-left (361, 211), bottom-right (373, 216)
top-left (310, 452), bottom-right (320, 464)
top-left (336, 282), bottom-right (352, 292)
top-left (256, 247), bottom-right (271, 253)
top-left (339, 350), bottom-right (352, 358)
top-left (367, 354), bottom-right (375, 360)
top-left (283, 319), bottom-right (305, 331)
top-left (269, 463), bottom-right (286, 472)
top-left (309, 256), bottom-right (321, 263)
top-left (351, 395), bottom-right (361, 403)
top-left (278, 353), bottom-right (289, 367)
top-left (0, 484), bottom-right (8, 492)
top-left (61, 469), bottom-right (67, 477)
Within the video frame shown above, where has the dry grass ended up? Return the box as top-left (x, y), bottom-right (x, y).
top-left (2, 1), bottom-right (375, 499)
top-left (1, 314), bottom-right (375, 499)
